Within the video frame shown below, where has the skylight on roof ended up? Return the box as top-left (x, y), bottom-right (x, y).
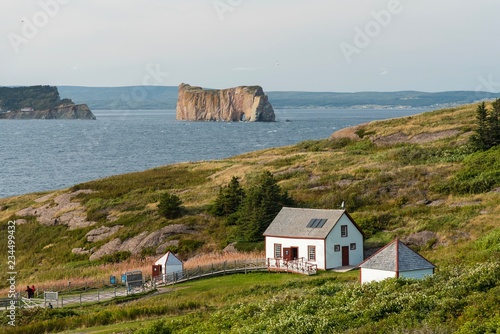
top-left (306, 218), bottom-right (327, 228)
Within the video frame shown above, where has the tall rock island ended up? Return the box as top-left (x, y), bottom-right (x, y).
top-left (176, 83), bottom-right (275, 122)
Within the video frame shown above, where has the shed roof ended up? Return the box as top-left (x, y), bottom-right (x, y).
top-left (359, 239), bottom-right (435, 272)
top-left (155, 251), bottom-right (183, 266)
top-left (263, 207), bottom-right (362, 239)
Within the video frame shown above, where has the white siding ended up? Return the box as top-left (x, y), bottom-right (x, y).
top-left (361, 268), bottom-right (396, 284)
top-left (325, 214), bottom-right (364, 269)
top-left (399, 269), bottom-right (434, 280)
top-left (165, 263), bottom-right (183, 275)
top-left (265, 236), bottom-right (326, 269)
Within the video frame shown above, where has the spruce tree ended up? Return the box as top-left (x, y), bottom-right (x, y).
top-left (211, 176), bottom-right (245, 216)
top-left (472, 102), bottom-right (489, 150)
top-left (158, 192), bottom-right (183, 219)
top-left (489, 98), bottom-right (500, 147)
top-left (236, 171), bottom-right (294, 241)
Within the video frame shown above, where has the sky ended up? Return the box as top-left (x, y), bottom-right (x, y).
top-left (1, 0), bottom-right (499, 92)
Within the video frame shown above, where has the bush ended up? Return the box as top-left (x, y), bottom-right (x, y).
top-left (158, 192), bottom-right (183, 219)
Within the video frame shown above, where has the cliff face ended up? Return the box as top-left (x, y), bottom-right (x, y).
top-left (176, 83), bottom-right (275, 122)
top-left (0, 104), bottom-right (96, 120)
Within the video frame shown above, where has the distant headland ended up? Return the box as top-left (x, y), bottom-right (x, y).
top-left (0, 85), bottom-right (95, 120)
top-left (176, 83), bottom-right (275, 122)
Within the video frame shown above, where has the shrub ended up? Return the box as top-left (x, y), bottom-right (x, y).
top-left (158, 192), bottom-right (183, 219)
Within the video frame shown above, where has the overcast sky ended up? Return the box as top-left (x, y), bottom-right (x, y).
top-left (1, 0), bottom-right (499, 92)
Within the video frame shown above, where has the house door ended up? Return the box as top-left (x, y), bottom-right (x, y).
top-left (291, 247), bottom-right (298, 260)
top-left (342, 246), bottom-right (349, 266)
top-left (283, 248), bottom-right (292, 261)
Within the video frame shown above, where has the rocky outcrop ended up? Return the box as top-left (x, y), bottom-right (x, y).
top-left (0, 104), bottom-right (96, 120)
top-left (89, 224), bottom-right (196, 261)
top-left (86, 225), bottom-right (124, 242)
top-left (16, 190), bottom-right (96, 230)
top-left (176, 83), bottom-right (275, 122)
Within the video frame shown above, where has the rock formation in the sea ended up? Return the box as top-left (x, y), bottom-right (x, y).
top-left (0, 104), bottom-right (96, 120)
top-left (176, 83), bottom-right (275, 122)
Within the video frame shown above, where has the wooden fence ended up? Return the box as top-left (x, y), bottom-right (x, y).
top-left (153, 258), bottom-right (268, 286)
top-left (3, 257), bottom-right (318, 309)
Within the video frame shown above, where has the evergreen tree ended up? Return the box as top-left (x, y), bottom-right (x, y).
top-left (211, 177), bottom-right (245, 216)
top-left (471, 102), bottom-right (489, 150)
top-left (158, 192), bottom-right (183, 219)
top-left (236, 171), bottom-right (294, 241)
top-left (489, 98), bottom-right (500, 147)
top-left (471, 99), bottom-right (500, 150)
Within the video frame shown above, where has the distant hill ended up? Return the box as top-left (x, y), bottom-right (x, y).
top-left (58, 85), bottom-right (179, 110)
top-left (0, 85), bottom-right (73, 112)
top-left (267, 90), bottom-right (499, 108)
top-left (58, 85), bottom-right (499, 110)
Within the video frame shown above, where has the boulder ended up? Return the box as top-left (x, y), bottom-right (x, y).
top-left (402, 231), bottom-right (438, 248)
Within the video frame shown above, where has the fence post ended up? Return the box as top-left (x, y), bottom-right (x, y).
top-left (97, 290), bottom-right (100, 303)
top-left (80, 294), bottom-right (82, 306)
top-left (61, 297), bottom-right (63, 308)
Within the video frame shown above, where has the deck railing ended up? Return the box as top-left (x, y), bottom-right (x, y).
top-left (266, 257), bottom-right (318, 275)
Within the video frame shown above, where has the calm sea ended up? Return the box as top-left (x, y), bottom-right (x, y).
top-left (0, 108), bottom-right (428, 198)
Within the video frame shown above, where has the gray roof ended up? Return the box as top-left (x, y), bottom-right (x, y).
top-left (263, 207), bottom-right (355, 239)
top-left (359, 239), bottom-right (435, 272)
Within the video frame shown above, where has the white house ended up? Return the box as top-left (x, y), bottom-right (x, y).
top-left (263, 207), bottom-right (365, 271)
top-left (359, 238), bottom-right (435, 284)
top-left (153, 251), bottom-right (183, 281)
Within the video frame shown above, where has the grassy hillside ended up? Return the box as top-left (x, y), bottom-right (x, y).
top-left (0, 102), bottom-right (499, 332)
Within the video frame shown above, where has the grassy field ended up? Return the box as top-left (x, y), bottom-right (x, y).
top-left (0, 102), bottom-right (499, 332)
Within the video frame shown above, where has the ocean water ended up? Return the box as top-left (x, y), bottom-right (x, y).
top-left (0, 108), bottom-right (428, 198)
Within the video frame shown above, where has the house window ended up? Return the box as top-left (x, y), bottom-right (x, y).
top-left (308, 246), bottom-right (316, 261)
top-left (341, 225), bottom-right (348, 237)
top-left (274, 244), bottom-right (282, 258)
top-left (350, 243), bottom-right (356, 250)
top-left (334, 245), bottom-right (340, 252)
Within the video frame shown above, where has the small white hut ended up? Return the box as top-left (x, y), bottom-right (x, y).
top-left (153, 251), bottom-right (183, 281)
top-left (359, 238), bottom-right (435, 284)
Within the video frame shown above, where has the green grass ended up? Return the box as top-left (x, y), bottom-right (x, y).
top-left (2, 255), bottom-right (498, 333)
top-left (0, 102), bottom-right (500, 330)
